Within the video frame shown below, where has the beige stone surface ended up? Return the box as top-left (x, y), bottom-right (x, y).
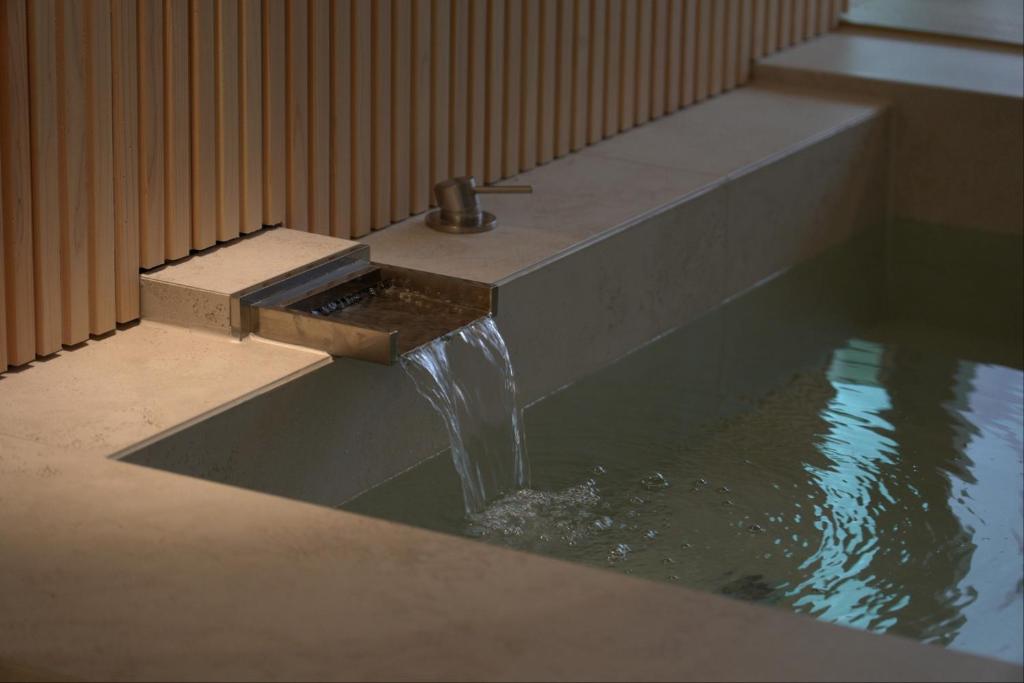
top-left (143, 227), bottom-right (361, 294)
top-left (756, 30), bottom-right (1024, 236)
top-left (1, 446), bottom-right (1021, 682)
top-left (758, 29), bottom-right (1023, 97)
top-left (846, 0), bottom-right (1024, 47)
top-left (0, 321), bottom-right (330, 458)
top-left (362, 85), bottom-right (886, 286)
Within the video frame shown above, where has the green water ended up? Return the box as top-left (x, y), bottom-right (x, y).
top-left (344, 228), bottom-right (1024, 664)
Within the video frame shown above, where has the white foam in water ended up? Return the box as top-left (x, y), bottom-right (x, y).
top-left (402, 316), bottom-right (530, 513)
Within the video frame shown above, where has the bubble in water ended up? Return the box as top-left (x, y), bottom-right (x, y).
top-left (608, 543), bottom-right (632, 563)
top-left (691, 477), bottom-right (709, 492)
top-left (717, 486), bottom-right (731, 494)
top-left (680, 542), bottom-right (693, 549)
top-left (747, 523), bottom-right (766, 534)
top-left (640, 472), bottom-right (670, 491)
top-left (722, 500), bottom-right (736, 507)
top-left (593, 515), bottom-right (614, 531)
top-left (593, 465), bottom-right (607, 475)
top-left (667, 575), bottom-right (680, 581)
top-left (662, 556), bottom-right (677, 565)
top-left (643, 529), bottom-right (658, 540)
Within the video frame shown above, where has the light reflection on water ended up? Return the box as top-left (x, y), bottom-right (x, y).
top-left (345, 326), bottom-right (1024, 664)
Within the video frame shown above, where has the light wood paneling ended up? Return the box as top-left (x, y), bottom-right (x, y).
top-left (431, 0), bottom-right (450, 189)
top-left (602, 0), bottom-right (621, 137)
top-left (165, 0), bottom-right (192, 256)
top-left (1, 0), bottom-right (37, 364)
top-left (239, 0), bottom-right (262, 234)
top-left (503, 0), bottom-right (522, 174)
top-left (410, 0), bottom-right (431, 211)
top-left (449, 0), bottom-right (470, 178)
top-left (310, 0), bottom-right (331, 233)
top-left (262, 0), bottom-right (285, 227)
top-left (618, 0), bottom-right (636, 129)
top-left (467, 0), bottom-right (486, 178)
top-left (666, 0), bottom-right (683, 112)
top-left (484, 0), bottom-right (503, 179)
top-left (390, 0), bottom-right (411, 222)
top-left (139, 0), bottom-right (166, 266)
top-left (285, 0), bottom-right (309, 231)
top-left (371, 0), bottom-right (391, 229)
top-left (520, 0), bottom-right (540, 170)
top-left (650, 0), bottom-right (668, 117)
top-left (0, 0), bottom-right (844, 370)
top-left (350, 0), bottom-right (372, 235)
top-left (634, 0), bottom-right (651, 123)
top-left (681, 0), bottom-right (696, 105)
top-left (191, 0), bottom-right (217, 248)
top-left (86, 0), bottom-right (116, 335)
top-left (330, 0), bottom-right (353, 235)
top-left (26, 0), bottom-right (62, 352)
top-left (537, 0), bottom-right (557, 163)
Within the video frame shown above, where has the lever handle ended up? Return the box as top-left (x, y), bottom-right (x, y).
top-left (473, 185), bottom-right (533, 195)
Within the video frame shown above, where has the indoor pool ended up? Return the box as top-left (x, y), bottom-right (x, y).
top-left (344, 230), bottom-right (1024, 664)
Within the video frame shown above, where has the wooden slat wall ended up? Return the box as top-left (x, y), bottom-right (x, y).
top-left (0, 0), bottom-right (843, 370)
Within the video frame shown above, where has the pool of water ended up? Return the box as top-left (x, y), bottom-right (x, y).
top-left (344, 230), bottom-right (1024, 664)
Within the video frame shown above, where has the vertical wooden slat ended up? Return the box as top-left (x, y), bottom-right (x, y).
top-left (602, 0), bottom-right (620, 136)
top-left (709, 0), bottom-right (725, 96)
top-left (239, 0), bottom-right (262, 234)
top-left (805, 0), bottom-right (818, 36)
top-left (390, 0), bottom-right (410, 222)
top-left (111, 0), bottom-right (141, 322)
top-left (165, 0), bottom-right (192, 256)
top-left (817, 0), bottom-right (830, 33)
top-left (310, 0), bottom-right (331, 233)
top-left (738, 0), bottom-right (753, 84)
top-left (0, 152), bottom-right (5, 370)
top-left (484, 0), bottom-right (504, 179)
top-left (285, 0), bottom-right (309, 231)
top-left (779, 0), bottom-right (792, 47)
top-left (191, 0), bottom-right (217, 248)
top-left (87, 0), bottom-right (116, 335)
top-left (724, 0), bottom-right (738, 91)
top-left (537, 0), bottom-right (557, 163)
top-left (410, 0), bottom-right (431, 210)
top-left (503, 0), bottom-right (522, 175)
top-left (56, 0), bottom-right (90, 344)
top-left (520, 0), bottom-right (540, 170)
top-left (618, 0), bottom-right (636, 129)
top-left (371, 0), bottom-right (391, 228)
top-left (832, 0), bottom-right (843, 28)
top-left (262, 0), bottom-right (286, 227)
top-left (681, 0), bottom-right (696, 106)
top-left (694, 0), bottom-right (710, 101)
top-left (449, 0), bottom-right (470, 178)
top-left (467, 0), bottom-right (486, 178)
top-left (752, 0), bottom-right (766, 58)
top-left (792, 0), bottom-right (806, 43)
top-left (765, 0), bottom-right (779, 54)
top-left (570, 0), bottom-right (590, 148)
top-left (587, 0), bottom-right (606, 142)
top-left (138, 0), bottom-right (165, 266)
top-left (330, 0), bottom-right (353, 235)
top-left (665, 0), bottom-right (683, 112)
top-left (216, 0), bottom-right (241, 241)
top-left (649, 0), bottom-right (668, 117)
top-left (26, 0), bottom-right (62, 352)
top-left (430, 0), bottom-right (450, 188)
top-left (555, 0), bottom-right (573, 151)
top-left (351, 1), bottom-right (372, 235)
top-left (0, 0), bottom-right (37, 363)
top-left (634, 0), bottom-right (651, 124)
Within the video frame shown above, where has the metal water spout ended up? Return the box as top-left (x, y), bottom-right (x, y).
top-left (426, 176), bottom-right (532, 234)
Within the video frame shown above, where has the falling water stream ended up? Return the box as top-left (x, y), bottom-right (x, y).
top-left (402, 316), bottom-right (529, 513)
